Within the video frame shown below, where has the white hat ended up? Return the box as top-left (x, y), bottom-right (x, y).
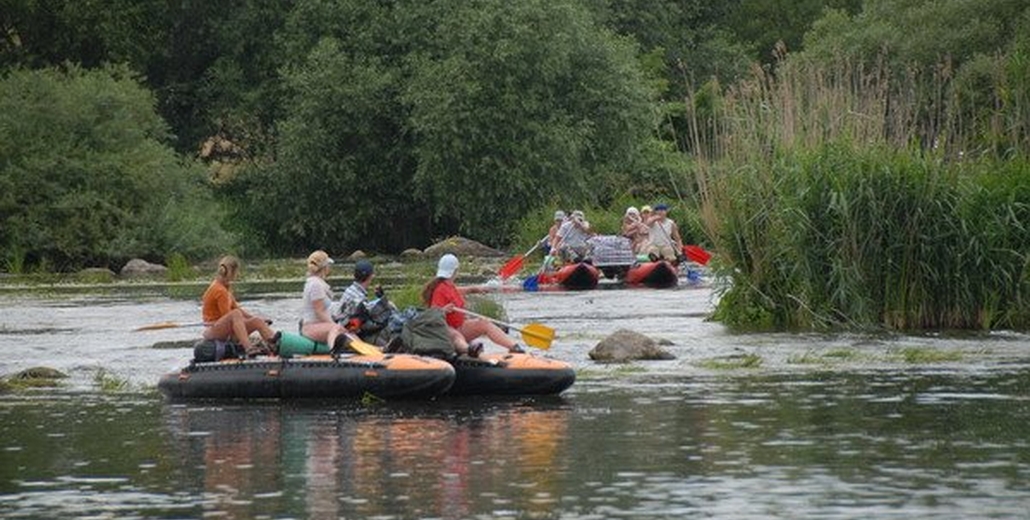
top-left (626, 206), bottom-right (639, 215)
top-left (436, 253), bottom-right (459, 278)
top-left (572, 210), bottom-right (585, 219)
top-left (554, 210), bottom-right (566, 221)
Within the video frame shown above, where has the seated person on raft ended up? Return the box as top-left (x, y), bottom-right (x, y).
top-left (542, 210), bottom-right (566, 254)
top-left (300, 250), bottom-right (351, 353)
top-left (201, 255), bottom-right (281, 357)
top-left (621, 206), bottom-right (651, 255)
top-left (645, 203), bottom-right (685, 262)
top-left (333, 259), bottom-right (394, 341)
top-left (552, 209), bottom-right (594, 263)
top-left (423, 254), bottom-right (525, 357)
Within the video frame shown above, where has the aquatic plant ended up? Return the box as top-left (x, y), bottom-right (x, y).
top-left (696, 353), bottom-right (763, 370)
top-left (93, 368), bottom-right (130, 393)
top-left (893, 347), bottom-right (964, 364)
top-left (165, 253), bottom-right (194, 282)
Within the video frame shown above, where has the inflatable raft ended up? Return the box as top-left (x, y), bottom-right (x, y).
top-left (624, 260), bottom-right (679, 288)
top-left (539, 262), bottom-right (600, 290)
top-left (158, 353), bottom-right (455, 400)
top-left (445, 352), bottom-right (575, 396)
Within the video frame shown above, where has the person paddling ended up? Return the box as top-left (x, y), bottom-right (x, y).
top-left (423, 254), bottom-right (526, 357)
top-left (201, 255), bottom-right (280, 357)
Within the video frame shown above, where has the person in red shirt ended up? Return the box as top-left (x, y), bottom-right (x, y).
top-left (421, 254), bottom-right (525, 357)
top-left (201, 255), bottom-right (280, 356)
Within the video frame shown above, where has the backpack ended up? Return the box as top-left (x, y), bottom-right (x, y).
top-left (192, 339), bottom-right (243, 363)
top-left (399, 307), bottom-right (455, 358)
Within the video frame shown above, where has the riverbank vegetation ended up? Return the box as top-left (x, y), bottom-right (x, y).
top-left (690, 19), bottom-right (1030, 330)
top-left (2, 0), bottom-right (1028, 332)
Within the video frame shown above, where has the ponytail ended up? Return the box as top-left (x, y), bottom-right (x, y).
top-left (422, 277), bottom-right (445, 306)
top-left (216, 255), bottom-right (240, 282)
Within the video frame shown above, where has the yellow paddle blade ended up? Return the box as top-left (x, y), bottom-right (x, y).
top-left (346, 335), bottom-right (383, 356)
top-left (520, 323), bottom-right (554, 350)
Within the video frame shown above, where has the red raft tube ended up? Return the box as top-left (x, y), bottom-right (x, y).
top-left (542, 261), bottom-right (600, 290)
top-left (624, 260), bottom-right (679, 289)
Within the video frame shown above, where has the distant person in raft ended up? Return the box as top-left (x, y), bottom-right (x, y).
top-left (621, 206), bottom-right (651, 254)
top-left (333, 259), bottom-right (394, 342)
top-left (542, 210), bottom-right (566, 254)
top-left (552, 209), bottom-right (594, 263)
top-left (300, 250), bottom-right (351, 354)
top-left (645, 203), bottom-right (685, 262)
top-left (201, 255), bottom-right (281, 357)
top-left (423, 254), bottom-right (526, 357)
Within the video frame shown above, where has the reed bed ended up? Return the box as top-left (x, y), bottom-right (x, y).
top-left (687, 55), bottom-right (1030, 331)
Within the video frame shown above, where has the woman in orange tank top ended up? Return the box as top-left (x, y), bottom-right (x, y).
top-left (201, 255), bottom-right (280, 357)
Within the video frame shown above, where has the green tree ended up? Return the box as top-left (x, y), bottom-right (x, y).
top-left (0, 65), bottom-right (232, 270)
top-left (803, 0), bottom-right (1030, 67)
top-left (228, 0), bottom-right (662, 253)
top-left (722, 0), bottom-right (862, 63)
top-left (403, 0), bottom-right (656, 239)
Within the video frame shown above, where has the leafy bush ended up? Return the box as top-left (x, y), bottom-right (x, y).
top-left (0, 65), bottom-right (234, 271)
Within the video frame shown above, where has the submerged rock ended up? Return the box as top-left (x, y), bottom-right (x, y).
top-left (400, 248), bottom-right (423, 259)
top-left (589, 329), bottom-right (675, 363)
top-left (423, 236), bottom-right (505, 258)
top-left (5, 366), bottom-right (68, 388)
top-left (77, 267), bottom-right (117, 283)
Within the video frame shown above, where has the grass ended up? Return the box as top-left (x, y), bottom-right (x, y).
top-left (892, 347), bottom-right (964, 364)
top-left (93, 368), bottom-right (130, 392)
top-left (685, 54), bottom-right (1030, 333)
top-left (788, 348), bottom-right (865, 365)
top-left (695, 353), bottom-right (763, 370)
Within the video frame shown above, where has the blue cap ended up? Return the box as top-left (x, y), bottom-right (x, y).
top-left (354, 260), bottom-right (374, 281)
top-left (654, 203), bottom-right (669, 211)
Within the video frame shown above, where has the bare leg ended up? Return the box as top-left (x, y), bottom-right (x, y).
top-left (203, 309), bottom-right (253, 348)
top-left (243, 316), bottom-right (276, 342)
top-left (302, 322), bottom-right (349, 350)
top-left (447, 327), bottom-right (470, 354)
top-left (460, 318), bottom-right (517, 350)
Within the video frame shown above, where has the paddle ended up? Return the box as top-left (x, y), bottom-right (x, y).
top-left (454, 308), bottom-right (555, 349)
top-left (134, 321), bottom-right (204, 331)
top-left (137, 320), bottom-right (382, 357)
top-left (498, 236), bottom-right (547, 280)
top-left (134, 318), bottom-right (274, 332)
top-left (682, 245), bottom-right (712, 265)
top-left (340, 332), bottom-right (382, 356)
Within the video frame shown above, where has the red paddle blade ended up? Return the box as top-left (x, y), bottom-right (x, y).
top-left (498, 255), bottom-right (525, 280)
top-left (683, 245), bottom-right (712, 265)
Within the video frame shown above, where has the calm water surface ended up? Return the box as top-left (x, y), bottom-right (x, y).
top-left (2, 281), bottom-right (1030, 518)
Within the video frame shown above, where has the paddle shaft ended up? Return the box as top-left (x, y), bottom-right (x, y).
top-left (134, 321), bottom-right (205, 331)
top-left (499, 235), bottom-right (549, 279)
top-left (453, 307), bottom-right (551, 342)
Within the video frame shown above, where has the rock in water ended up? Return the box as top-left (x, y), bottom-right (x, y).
top-left (120, 258), bottom-right (167, 278)
top-left (589, 329), bottom-right (675, 362)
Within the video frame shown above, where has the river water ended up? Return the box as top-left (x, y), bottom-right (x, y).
top-left (3, 279), bottom-right (1030, 518)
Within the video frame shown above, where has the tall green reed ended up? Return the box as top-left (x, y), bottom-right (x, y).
top-left (689, 54), bottom-right (1030, 331)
